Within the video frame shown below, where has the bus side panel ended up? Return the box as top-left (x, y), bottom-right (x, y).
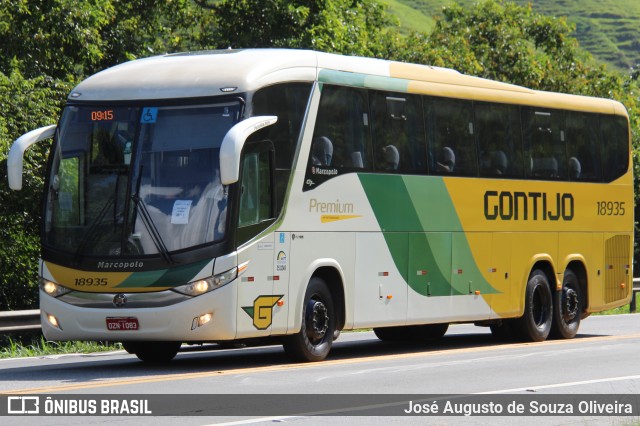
top-left (235, 233), bottom-right (278, 339)
top-left (287, 232), bottom-right (356, 333)
top-left (489, 233), bottom-right (513, 318)
top-left (587, 232), bottom-right (605, 311)
top-left (353, 232), bottom-right (408, 327)
top-left (505, 232), bottom-right (559, 318)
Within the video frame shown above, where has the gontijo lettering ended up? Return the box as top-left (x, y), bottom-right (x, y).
top-left (484, 190), bottom-right (574, 221)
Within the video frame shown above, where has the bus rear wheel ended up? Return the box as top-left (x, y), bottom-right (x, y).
top-left (122, 341), bottom-right (181, 363)
top-left (283, 277), bottom-right (335, 362)
top-left (550, 269), bottom-right (581, 339)
top-left (513, 269), bottom-right (553, 342)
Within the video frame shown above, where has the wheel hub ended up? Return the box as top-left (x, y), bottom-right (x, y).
top-left (306, 299), bottom-right (328, 341)
top-left (563, 287), bottom-right (579, 321)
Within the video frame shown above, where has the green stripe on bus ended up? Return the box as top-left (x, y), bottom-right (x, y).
top-left (318, 70), bottom-right (409, 92)
top-left (358, 174), bottom-right (499, 296)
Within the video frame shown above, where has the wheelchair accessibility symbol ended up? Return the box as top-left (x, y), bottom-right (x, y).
top-left (140, 107), bottom-right (158, 124)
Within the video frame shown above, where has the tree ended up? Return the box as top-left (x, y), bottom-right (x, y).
top-left (199, 0), bottom-right (402, 57)
top-left (0, 70), bottom-right (71, 309)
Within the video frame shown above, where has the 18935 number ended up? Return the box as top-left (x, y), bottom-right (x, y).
top-left (74, 278), bottom-right (108, 286)
top-left (596, 201), bottom-right (625, 216)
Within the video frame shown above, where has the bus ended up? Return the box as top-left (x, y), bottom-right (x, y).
top-left (8, 49), bottom-right (634, 363)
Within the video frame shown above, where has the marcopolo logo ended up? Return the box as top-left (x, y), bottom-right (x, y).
top-left (97, 261), bottom-right (144, 269)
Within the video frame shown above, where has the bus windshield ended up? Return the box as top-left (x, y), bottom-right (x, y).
top-left (44, 102), bottom-right (242, 258)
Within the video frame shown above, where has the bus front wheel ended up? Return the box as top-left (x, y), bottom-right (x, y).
top-left (283, 277), bottom-right (335, 362)
top-left (550, 269), bottom-right (581, 339)
top-left (514, 269), bottom-right (553, 342)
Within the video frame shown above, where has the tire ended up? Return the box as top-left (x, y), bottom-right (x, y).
top-left (283, 277), bottom-right (335, 362)
top-left (374, 323), bottom-right (448, 341)
top-left (513, 269), bottom-right (553, 342)
top-left (373, 326), bottom-right (410, 342)
top-left (550, 269), bottom-right (581, 339)
top-left (417, 323), bottom-right (449, 339)
top-left (489, 320), bottom-right (514, 341)
top-left (124, 341), bottom-right (181, 363)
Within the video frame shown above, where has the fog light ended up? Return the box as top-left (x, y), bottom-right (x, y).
top-left (46, 313), bottom-right (62, 330)
top-left (191, 312), bottom-right (213, 330)
top-left (198, 313), bottom-right (213, 327)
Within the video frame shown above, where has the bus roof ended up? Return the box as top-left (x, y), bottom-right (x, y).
top-left (69, 49), bottom-right (626, 116)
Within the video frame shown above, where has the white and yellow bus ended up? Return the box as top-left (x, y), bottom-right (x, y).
top-left (8, 50), bottom-right (634, 362)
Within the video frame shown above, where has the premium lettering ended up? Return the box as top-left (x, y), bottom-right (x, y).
top-left (309, 198), bottom-right (354, 214)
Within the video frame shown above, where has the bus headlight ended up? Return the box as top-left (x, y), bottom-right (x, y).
top-left (39, 278), bottom-right (72, 297)
top-left (173, 267), bottom-right (237, 296)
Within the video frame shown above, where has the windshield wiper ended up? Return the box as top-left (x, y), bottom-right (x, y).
top-left (131, 194), bottom-right (173, 264)
top-left (72, 196), bottom-right (114, 265)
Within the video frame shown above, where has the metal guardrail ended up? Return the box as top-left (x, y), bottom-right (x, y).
top-left (0, 278), bottom-right (639, 332)
top-left (629, 277), bottom-right (640, 313)
top-left (0, 309), bottom-right (40, 333)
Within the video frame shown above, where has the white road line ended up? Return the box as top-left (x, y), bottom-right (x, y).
top-left (478, 374), bottom-right (640, 394)
top-left (204, 375), bottom-right (640, 425)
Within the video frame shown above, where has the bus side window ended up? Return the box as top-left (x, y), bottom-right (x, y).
top-left (312, 85), bottom-right (371, 171)
top-left (252, 83), bottom-right (312, 215)
top-left (600, 115), bottom-right (629, 182)
top-left (303, 85), bottom-right (372, 191)
top-left (426, 97), bottom-right (477, 176)
top-left (522, 108), bottom-right (566, 180)
top-left (475, 102), bottom-right (524, 178)
top-left (370, 92), bottom-right (426, 174)
top-left (564, 111), bottom-right (602, 181)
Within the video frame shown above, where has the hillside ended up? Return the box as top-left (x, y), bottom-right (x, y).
top-left (382, 0), bottom-right (640, 71)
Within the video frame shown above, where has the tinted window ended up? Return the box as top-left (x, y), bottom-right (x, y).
top-left (304, 85), bottom-right (371, 190)
top-left (370, 92), bottom-right (426, 174)
top-left (522, 108), bottom-right (566, 180)
top-left (601, 115), bottom-right (629, 182)
top-left (475, 102), bottom-right (524, 178)
top-left (252, 83), bottom-right (312, 212)
top-left (564, 111), bottom-right (602, 181)
top-left (426, 98), bottom-right (477, 176)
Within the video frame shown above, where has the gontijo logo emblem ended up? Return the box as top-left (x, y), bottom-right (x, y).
top-left (242, 295), bottom-right (283, 330)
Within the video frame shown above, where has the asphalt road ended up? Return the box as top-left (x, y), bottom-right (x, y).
top-left (1, 314), bottom-right (640, 425)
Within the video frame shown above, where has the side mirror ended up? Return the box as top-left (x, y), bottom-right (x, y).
top-left (8, 124), bottom-right (57, 190)
top-left (219, 116), bottom-right (277, 185)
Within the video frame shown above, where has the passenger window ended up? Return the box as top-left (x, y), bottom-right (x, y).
top-left (522, 108), bottom-right (566, 180)
top-left (426, 98), bottom-right (477, 176)
top-left (601, 115), bottom-right (629, 182)
top-left (304, 85), bottom-right (371, 190)
top-left (370, 92), bottom-right (426, 174)
top-left (475, 102), bottom-right (524, 178)
top-left (564, 112), bottom-right (602, 181)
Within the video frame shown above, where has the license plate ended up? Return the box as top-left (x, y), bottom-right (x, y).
top-left (106, 317), bottom-right (139, 331)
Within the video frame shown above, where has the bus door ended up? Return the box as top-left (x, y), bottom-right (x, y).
top-left (235, 142), bottom-right (286, 338)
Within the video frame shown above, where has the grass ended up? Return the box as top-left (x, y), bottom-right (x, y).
top-left (0, 334), bottom-right (121, 359)
top-left (593, 291), bottom-right (640, 316)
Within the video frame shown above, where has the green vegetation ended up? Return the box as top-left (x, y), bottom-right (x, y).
top-left (0, 334), bottom-right (121, 359)
top-left (393, 0), bottom-right (640, 71)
